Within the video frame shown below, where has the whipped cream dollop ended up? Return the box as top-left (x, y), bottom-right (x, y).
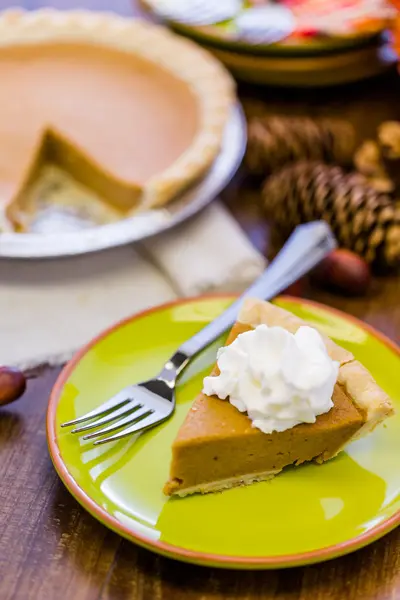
top-left (202, 324), bottom-right (339, 434)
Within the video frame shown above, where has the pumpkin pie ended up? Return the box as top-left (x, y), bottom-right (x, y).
top-left (0, 10), bottom-right (234, 230)
top-left (164, 299), bottom-right (393, 496)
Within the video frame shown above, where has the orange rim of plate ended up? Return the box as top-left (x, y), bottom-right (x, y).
top-left (47, 295), bottom-right (400, 569)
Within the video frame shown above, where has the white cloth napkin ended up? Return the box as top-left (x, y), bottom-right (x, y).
top-left (0, 201), bottom-right (266, 366)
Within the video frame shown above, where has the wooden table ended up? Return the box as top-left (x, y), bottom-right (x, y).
top-left (1, 1), bottom-right (400, 599)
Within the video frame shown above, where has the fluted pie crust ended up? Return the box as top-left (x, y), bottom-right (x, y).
top-left (0, 9), bottom-right (235, 226)
top-left (164, 299), bottom-right (393, 497)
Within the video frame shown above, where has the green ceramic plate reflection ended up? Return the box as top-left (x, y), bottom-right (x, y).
top-left (47, 296), bottom-right (400, 569)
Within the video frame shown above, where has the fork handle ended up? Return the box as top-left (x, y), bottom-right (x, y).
top-left (175, 221), bottom-right (336, 365)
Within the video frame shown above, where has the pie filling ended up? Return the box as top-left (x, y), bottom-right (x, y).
top-left (164, 381), bottom-right (364, 496)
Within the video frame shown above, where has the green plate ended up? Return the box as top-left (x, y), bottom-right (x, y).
top-left (47, 296), bottom-right (400, 569)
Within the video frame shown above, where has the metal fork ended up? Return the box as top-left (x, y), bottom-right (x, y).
top-left (61, 221), bottom-right (336, 445)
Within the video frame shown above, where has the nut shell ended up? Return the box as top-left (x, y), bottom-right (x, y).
top-left (311, 249), bottom-right (371, 296)
top-left (0, 367), bottom-right (27, 406)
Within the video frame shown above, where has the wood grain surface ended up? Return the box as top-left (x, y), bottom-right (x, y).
top-left (0, 1), bottom-right (399, 599)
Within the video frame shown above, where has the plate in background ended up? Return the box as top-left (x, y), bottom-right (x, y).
top-left (202, 39), bottom-right (397, 86)
top-left (141, 0), bottom-right (392, 56)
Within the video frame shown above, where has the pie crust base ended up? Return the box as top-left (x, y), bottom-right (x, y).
top-left (171, 470), bottom-right (279, 498)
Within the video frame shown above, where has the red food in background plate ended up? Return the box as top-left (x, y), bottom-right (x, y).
top-left (282, 0), bottom-right (395, 37)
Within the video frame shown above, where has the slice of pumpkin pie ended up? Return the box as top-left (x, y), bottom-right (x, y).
top-left (164, 298), bottom-right (393, 497)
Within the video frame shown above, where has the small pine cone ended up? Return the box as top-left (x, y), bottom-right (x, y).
top-left (378, 121), bottom-right (400, 194)
top-left (262, 161), bottom-right (400, 271)
top-left (354, 140), bottom-right (384, 177)
top-left (246, 115), bottom-right (356, 176)
top-left (378, 121), bottom-right (400, 158)
top-left (353, 140), bottom-right (394, 194)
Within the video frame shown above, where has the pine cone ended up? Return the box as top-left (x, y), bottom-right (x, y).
top-left (378, 121), bottom-right (400, 158)
top-left (378, 121), bottom-right (400, 194)
top-left (262, 162), bottom-right (400, 271)
top-left (354, 140), bottom-right (394, 194)
top-left (246, 115), bottom-right (356, 176)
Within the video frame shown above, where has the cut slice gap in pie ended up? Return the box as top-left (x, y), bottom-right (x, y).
top-left (6, 128), bottom-right (143, 232)
top-left (164, 298), bottom-right (394, 497)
